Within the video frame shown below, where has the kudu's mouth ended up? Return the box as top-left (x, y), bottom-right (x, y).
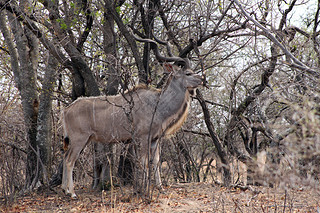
top-left (197, 74), bottom-right (208, 87)
top-left (200, 71), bottom-right (208, 88)
top-left (194, 71), bottom-right (208, 89)
top-left (187, 74), bottom-right (204, 97)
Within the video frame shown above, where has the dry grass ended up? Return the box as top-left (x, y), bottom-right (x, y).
top-left (1, 182), bottom-right (319, 212)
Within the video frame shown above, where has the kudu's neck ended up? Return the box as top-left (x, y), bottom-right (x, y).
top-left (157, 77), bottom-right (190, 132)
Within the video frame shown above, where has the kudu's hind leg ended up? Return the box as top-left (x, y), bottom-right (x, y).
top-left (62, 136), bottom-right (89, 198)
top-left (61, 150), bottom-right (69, 192)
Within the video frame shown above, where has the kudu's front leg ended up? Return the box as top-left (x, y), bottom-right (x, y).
top-left (151, 140), bottom-right (162, 190)
top-left (134, 136), bottom-right (153, 195)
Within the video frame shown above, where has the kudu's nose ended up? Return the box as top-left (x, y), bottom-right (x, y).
top-left (198, 74), bottom-right (208, 88)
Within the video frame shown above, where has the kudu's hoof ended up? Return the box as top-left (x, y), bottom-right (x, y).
top-left (66, 192), bottom-right (78, 199)
top-left (63, 189), bottom-right (78, 199)
top-left (157, 186), bottom-right (165, 194)
top-left (70, 193), bottom-right (78, 199)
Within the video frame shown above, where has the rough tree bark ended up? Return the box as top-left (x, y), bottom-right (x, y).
top-left (36, 55), bottom-right (58, 182)
top-left (0, 7), bottom-right (43, 190)
top-left (42, 0), bottom-right (100, 97)
top-left (105, 0), bottom-right (145, 83)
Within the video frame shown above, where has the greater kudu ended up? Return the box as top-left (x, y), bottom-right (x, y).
top-left (61, 37), bottom-right (203, 198)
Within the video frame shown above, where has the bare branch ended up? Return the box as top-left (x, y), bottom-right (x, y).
top-left (230, 53), bottom-right (284, 102)
top-left (158, 3), bottom-right (182, 52)
top-left (313, 0), bottom-right (320, 66)
top-left (206, 37), bottom-right (251, 70)
top-left (0, 2), bottom-right (73, 69)
top-left (182, 128), bottom-right (210, 138)
top-left (0, 46), bottom-right (9, 54)
top-left (77, 4), bottom-right (94, 52)
top-left (0, 140), bottom-right (27, 154)
top-left (180, 25), bottom-right (247, 58)
top-left (196, 89), bottom-right (231, 186)
top-left (233, 0), bottom-right (319, 76)
top-left (104, 0), bottom-right (145, 82)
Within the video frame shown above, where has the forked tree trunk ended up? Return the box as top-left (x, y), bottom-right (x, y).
top-left (0, 8), bottom-right (51, 190)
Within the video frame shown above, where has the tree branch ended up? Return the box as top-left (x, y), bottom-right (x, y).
top-left (179, 25), bottom-right (246, 58)
top-left (230, 53), bottom-right (284, 103)
top-left (158, 3), bottom-right (182, 52)
top-left (104, 0), bottom-right (145, 82)
top-left (0, 1), bottom-right (73, 70)
top-left (182, 128), bottom-right (210, 137)
top-left (196, 89), bottom-right (231, 186)
top-left (312, 0), bottom-right (320, 67)
top-left (233, 0), bottom-right (319, 76)
top-left (77, 4), bottom-right (94, 52)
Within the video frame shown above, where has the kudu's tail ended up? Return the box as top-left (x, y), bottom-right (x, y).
top-left (61, 109), bottom-right (70, 151)
top-left (63, 136), bottom-right (70, 151)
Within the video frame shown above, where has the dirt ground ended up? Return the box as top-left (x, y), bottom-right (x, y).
top-left (1, 182), bottom-right (319, 212)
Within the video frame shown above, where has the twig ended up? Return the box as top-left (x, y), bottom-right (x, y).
top-left (283, 189), bottom-right (287, 213)
top-left (0, 140), bottom-right (27, 153)
top-left (233, 0), bottom-right (319, 76)
top-left (230, 53), bottom-right (284, 102)
top-left (205, 38), bottom-right (251, 70)
top-left (182, 128), bottom-right (210, 137)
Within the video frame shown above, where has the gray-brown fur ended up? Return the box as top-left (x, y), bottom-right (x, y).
top-left (61, 40), bottom-right (203, 198)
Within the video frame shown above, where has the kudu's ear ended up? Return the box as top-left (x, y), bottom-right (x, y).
top-left (163, 63), bottom-right (174, 74)
top-left (163, 64), bottom-right (183, 74)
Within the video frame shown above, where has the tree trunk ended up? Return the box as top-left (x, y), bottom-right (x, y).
top-left (104, 0), bottom-right (145, 83)
top-left (71, 69), bottom-right (86, 100)
top-left (2, 8), bottom-right (45, 190)
top-left (104, 8), bottom-right (120, 96)
top-left (91, 8), bottom-right (121, 190)
top-left (117, 143), bottom-right (134, 185)
top-left (36, 54), bottom-right (58, 182)
top-left (196, 89), bottom-right (231, 186)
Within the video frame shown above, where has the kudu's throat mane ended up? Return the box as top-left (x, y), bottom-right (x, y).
top-left (157, 77), bottom-right (191, 137)
top-left (163, 95), bottom-right (190, 137)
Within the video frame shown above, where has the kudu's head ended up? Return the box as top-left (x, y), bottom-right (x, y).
top-left (133, 35), bottom-right (204, 95)
top-left (166, 64), bottom-right (203, 96)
